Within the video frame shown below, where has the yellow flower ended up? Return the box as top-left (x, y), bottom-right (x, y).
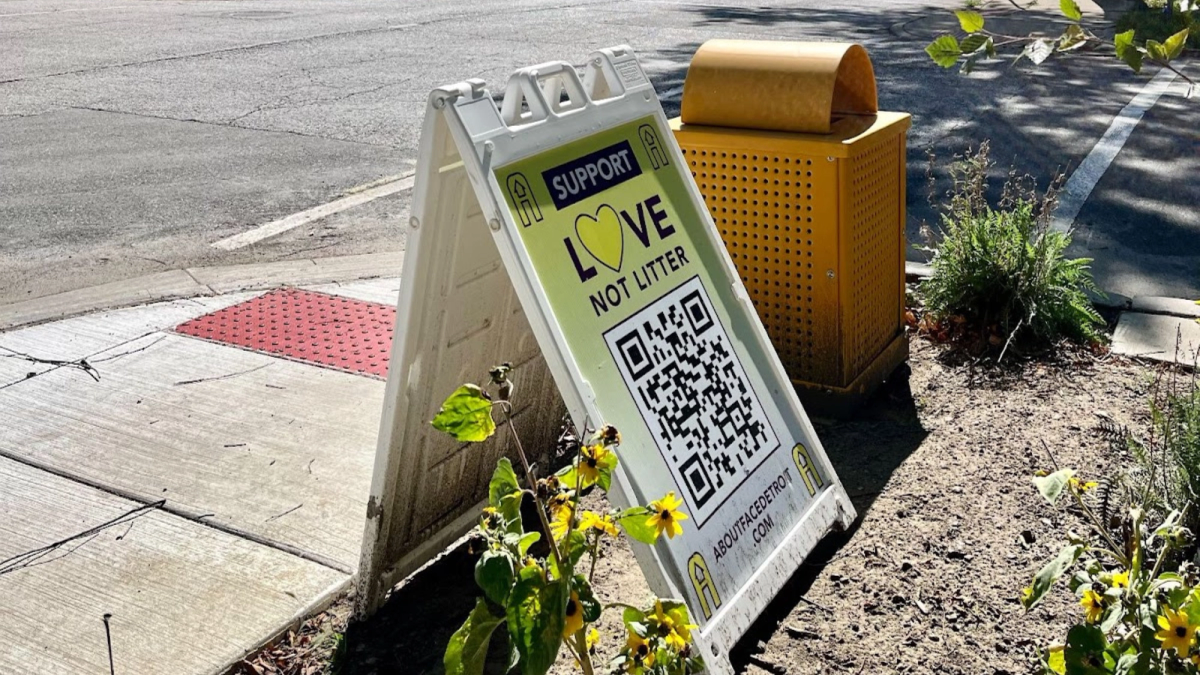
top-left (625, 632), bottom-right (655, 673)
top-left (547, 492), bottom-right (571, 517)
top-left (1080, 590), bottom-right (1106, 624)
top-left (667, 605), bottom-right (697, 645)
top-left (550, 504), bottom-right (573, 541)
top-left (648, 492), bottom-right (688, 539)
top-left (653, 600), bottom-right (676, 631)
top-left (563, 590), bottom-right (584, 637)
top-left (651, 600), bottom-right (687, 651)
top-left (1156, 607), bottom-right (1197, 654)
top-left (1069, 477), bottom-right (1099, 492)
top-left (578, 444), bottom-right (610, 486)
top-left (579, 510), bottom-right (619, 538)
top-left (1110, 570), bottom-right (1130, 589)
top-left (586, 627), bottom-right (600, 652)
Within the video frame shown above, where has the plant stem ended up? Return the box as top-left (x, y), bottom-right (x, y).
top-left (569, 436), bottom-right (585, 580)
top-left (561, 635), bottom-right (585, 669)
top-left (574, 629), bottom-right (595, 675)
top-left (1071, 487), bottom-right (1128, 567)
top-left (494, 400), bottom-right (565, 569)
top-left (588, 533), bottom-right (600, 583)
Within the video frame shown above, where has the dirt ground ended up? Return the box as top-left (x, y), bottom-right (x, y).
top-left (233, 335), bottom-right (1158, 675)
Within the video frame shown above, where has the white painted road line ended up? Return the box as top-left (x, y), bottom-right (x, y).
top-left (1051, 68), bottom-right (1179, 233)
top-left (211, 173), bottom-right (416, 251)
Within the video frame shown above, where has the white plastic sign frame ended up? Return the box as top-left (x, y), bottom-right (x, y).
top-left (359, 46), bottom-right (857, 674)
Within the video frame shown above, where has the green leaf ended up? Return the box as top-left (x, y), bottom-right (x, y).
top-left (507, 574), bottom-right (568, 675)
top-left (1063, 624), bottom-right (1109, 675)
top-left (572, 575), bottom-right (602, 622)
top-left (1112, 653), bottom-right (1137, 675)
top-left (1154, 509), bottom-right (1184, 538)
top-left (517, 532), bottom-right (540, 557)
top-left (1059, 24), bottom-right (1087, 52)
top-left (1022, 544), bottom-right (1083, 610)
top-left (597, 449), bottom-right (618, 492)
top-left (961, 34), bottom-right (989, 54)
top-left (1034, 469), bottom-right (1075, 506)
top-left (1115, 30), bottom-right (1144, 73)
top-left (1059, 0), bottom-right (1082, 22)
top-left (1145, 40), bottom-right (1169, 62)
top-left (445, 598), bottom-right (505, 675)
top-left (955, 9), bottom-right (985, 33)
top-left (1164, 28), bottom-right (1189, 60)
top-left (547, 530), bottom-right (587, 580)
top-left (476, 550), bottom-right (516, 606)
top-left (617, 507), bottom-right (658, 545)
top-left (432, 384), bottom-right (496, 442)
top-left (622, 606), bottom-right (646, 627)
top-left (927, 35), bottom-right (963, 68)
top-left (1100, 601), bottom-right (1123, 633)
top-left (489, 458), bottom-right (521, 508)
top-left (498, 492), bottom-right (523, 535)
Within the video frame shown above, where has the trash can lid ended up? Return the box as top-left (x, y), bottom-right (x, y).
top-left (680, 40), bottom-right (878, 135)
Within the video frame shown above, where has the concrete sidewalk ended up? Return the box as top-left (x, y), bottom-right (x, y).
top-left (0, 260), bottom-right (402, 675)
top-left (2, 247), bottom-right (1196, 675)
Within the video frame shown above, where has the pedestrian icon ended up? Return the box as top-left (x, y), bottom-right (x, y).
top-left (506, 172), bottom-right (542, 227)
top-left (639, 124), bottom-right (670, 170)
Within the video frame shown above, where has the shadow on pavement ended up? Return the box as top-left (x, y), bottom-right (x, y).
top-left (644, 4), bottom-right (1199, 297)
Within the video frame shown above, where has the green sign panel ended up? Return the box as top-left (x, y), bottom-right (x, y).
top-left (496, 115), bottom-right (831, 626)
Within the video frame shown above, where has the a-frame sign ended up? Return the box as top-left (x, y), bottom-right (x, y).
top-left (357, 46), bottom-right (857, 674)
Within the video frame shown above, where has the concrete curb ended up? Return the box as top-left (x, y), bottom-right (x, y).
top-left (0, 251), bottom-right (404, 332)
top-left (1130, 296), bottom-right (1200, 320)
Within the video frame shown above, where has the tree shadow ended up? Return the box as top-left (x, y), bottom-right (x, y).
top-left (641, 3), bottom-right (1199, 295)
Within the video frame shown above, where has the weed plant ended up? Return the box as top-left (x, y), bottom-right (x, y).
top-left (919, 142), bottom-right (1105, 357)
top-left (1107, 364), bottom-right (1200, 532)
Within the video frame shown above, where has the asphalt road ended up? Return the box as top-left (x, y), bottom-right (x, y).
top-left (2, 0), bottom-right (1197, 303)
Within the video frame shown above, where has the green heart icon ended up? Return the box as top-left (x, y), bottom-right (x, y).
top-left (574, 204), bottom-right (624, 273)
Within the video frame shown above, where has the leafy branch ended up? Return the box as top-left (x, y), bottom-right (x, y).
top-left (926, 1), bottom-right (1194, 93)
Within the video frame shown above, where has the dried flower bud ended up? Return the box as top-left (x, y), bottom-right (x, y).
top-left (599, 424), bottom-right (621, 446)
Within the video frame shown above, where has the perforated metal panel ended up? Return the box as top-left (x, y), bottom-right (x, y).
top-left (672, 113), bottom-right (909, 400)
top-left (684, 146), bottom-right (840, 384)
top-left (842, 137), bottom-right (903, 380)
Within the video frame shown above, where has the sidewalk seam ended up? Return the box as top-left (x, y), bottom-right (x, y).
top-left (184, 267), bottom-right (217, 295)
top-left (0, 447), bottom-right (354, 575)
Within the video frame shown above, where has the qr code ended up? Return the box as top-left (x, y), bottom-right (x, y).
top-left (604, 276), bottom-right (779, 525)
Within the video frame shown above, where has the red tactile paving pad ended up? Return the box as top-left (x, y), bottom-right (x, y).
top-left (175, 288), bottom-right (396, 378)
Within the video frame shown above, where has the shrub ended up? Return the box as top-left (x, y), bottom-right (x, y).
top-left (919, 142), bottom-right (1105, 355)
top-left (1116, 4), bottom-right (1200, 51)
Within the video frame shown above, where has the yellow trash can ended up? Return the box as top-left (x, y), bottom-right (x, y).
top-left (671, 40), bottom-right (910, 416)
